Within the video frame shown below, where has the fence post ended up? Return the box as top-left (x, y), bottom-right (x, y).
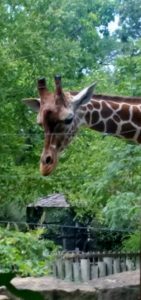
top-left (64, 259), bottom-right (73, 281)
top-left (80, 259), bottom-right (90, 281)
top-left (56, 259), bottom-right (64, 279)
top-left (53, 251), bottom-right (139, 282)
top-left (126, 257), bottom-right (134, 271)
top-left (135, 254), bottom-right (140, 269)
top-left (52, 262), bottom-right (57, 277)
top-left (120, 256), bottom-right (127, 272)
top-left (73, 261), bottom-right (81, 282)
top-left (103, 257), bottom-right (113, 275)
top-left (91, 264), bottom-right (99, 279)
top-left (98, 261), bottom-right (106, 277)
top-left (113, 257), bottom-right (120, 274)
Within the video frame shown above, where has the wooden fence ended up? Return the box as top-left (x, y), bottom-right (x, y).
top-left (53, 251), bottom-right (140, 282)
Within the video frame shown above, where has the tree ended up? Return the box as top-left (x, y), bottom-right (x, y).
top-left (116, 0), bottom-right (141, 41)
top-left (0, 0), bottom-right (140, 251)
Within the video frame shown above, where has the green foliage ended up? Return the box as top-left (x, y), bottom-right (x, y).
top-left (0, 0), bottom-right (141, 252)
top-left (122, 231), bottom-right (141, 252)
top-left (116, 0), bottom-right (141, 40)
top-left (0, 227), bottom-right (57, 276)
top-left (103, 192), bottom-right (140, 230)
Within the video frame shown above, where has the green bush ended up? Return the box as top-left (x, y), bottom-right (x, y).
top-left (122, 231), bottom-right (141, 252)
top-left (0, 227), bottom-right (57, 276)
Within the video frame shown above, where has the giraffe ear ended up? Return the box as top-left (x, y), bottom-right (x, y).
top-left (22, 98), bottom-right (40, 112)
top-left (72, 82), bottom-right (96, 110)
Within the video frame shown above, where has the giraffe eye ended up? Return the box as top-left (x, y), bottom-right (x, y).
top-left (64, 114), bottom-right (74, 125)
top-left (64, 118), bottom-right (73, 125)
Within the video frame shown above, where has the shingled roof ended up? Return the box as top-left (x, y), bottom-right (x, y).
top-left (27, 193), bottom-right (70, 208)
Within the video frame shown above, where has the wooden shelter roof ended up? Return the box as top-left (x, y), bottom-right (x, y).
top-left (27, 193), bottom-right (70, 208)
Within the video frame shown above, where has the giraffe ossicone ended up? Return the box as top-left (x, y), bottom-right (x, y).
top-left (23, 76), bottom-right (141, 176)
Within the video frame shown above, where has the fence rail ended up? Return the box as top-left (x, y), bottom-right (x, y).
top-left (53, 251), bottom-right (140, 282)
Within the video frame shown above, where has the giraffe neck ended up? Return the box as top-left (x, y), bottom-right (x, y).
top-left (77, 98), bottom-right (141, 143)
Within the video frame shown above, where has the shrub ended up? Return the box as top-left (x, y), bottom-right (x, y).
top-left (121, 231), bottom-right (141, 252)
top-left (0, 226), bottom-right (57, 276)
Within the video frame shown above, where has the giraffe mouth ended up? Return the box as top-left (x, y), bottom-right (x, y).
top-left (40, 161), bottom-right (57, 176)
top-left (40, 150), bottom-right (58, 176)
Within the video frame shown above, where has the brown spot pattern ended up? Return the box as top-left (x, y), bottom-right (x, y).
top-left (106, 119), bottom-right (117, 133)
top-left (93, 101), bottom-right (100, 110)
top-left (91, 111), bottom-right (99, 124)
top-left (92, 121), bottom-right (105, 132)
top-left (81, 105), bottom-right (87, 111)
top-left (117, 104), bottom-right (130, 121)
top-left (121, 123), bottom-right (136, 139)
top-left (132, 106), bottom-right (141, 126)
top-left (111, 102), bottom-right (120, 110)
top-left (87, 103), bottom-right (93, 110)
top-left (113, 114), bottom-right (121, 123)
top-left (85, 111), bottom-right (91, 123)
top-left (101, 101), bottom-right (113, 118)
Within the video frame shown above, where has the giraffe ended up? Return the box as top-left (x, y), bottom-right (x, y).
top-left (23, 75), bottom-right (141, 176)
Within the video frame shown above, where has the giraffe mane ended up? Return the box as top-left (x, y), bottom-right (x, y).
top-left (70, 92), bottom-right (141, 104)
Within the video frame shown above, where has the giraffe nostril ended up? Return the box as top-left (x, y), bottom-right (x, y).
top-left (45, 156), bottom-right (53, 165)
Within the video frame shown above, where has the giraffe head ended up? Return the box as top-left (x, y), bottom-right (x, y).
top-left (23, 76), bottom-right (95, 176)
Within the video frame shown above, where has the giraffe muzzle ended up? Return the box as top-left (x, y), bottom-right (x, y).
top-left (40, 150), bottom-right (57, 176)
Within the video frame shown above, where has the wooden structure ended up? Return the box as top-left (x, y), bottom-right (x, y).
top-left (53, 251), bottom-right (140, 282)
top-left (26, 193), bottom-right (89, 250)
top-left (26, 193), bottom-right (70, 223)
